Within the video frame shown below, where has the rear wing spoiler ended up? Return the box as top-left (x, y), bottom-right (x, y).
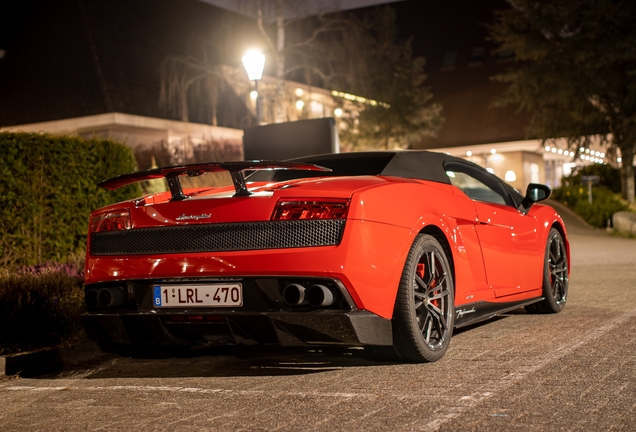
top-left (98, 161), bottom-right (331, 201)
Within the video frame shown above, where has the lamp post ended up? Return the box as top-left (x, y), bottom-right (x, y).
top-left (242, 49), bottom-right (265, 124)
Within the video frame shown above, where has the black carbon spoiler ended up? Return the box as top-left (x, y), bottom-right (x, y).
top-left (98, 161), bottom-right (331, 201)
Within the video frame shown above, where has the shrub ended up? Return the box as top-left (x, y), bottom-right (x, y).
top-left (0, 262), bottom-right (86, 355)
top-left (552, 183), bottom-right (588, 209)
top-left (573, 187), bottom-right (629, 228)
top-left (0, 132), bottom-right (142, 266)
top-left (553, 184), bottom-right (628, 228)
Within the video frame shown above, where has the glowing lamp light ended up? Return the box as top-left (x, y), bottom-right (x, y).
top-left (466, 151), bottom-right (473, 157)
top-left (243, 49), bottom-right (265, 124)
top-left (618, 157), bottom-right (622, 163)
top-left (504, 170), bottom-right (517, 182)
top-left (295, 88), bottom-right (304, 97)
top-left (296, 100), bottom-right (305, 110)
top-left (249, 90), bottom-right (258, 100)
top-left (334, 108), bottom-right (343, 117)
top-left (545, 146), bottom-right (550, 151)
top-left (242, 49), bottom-right (265, 80)
top-left (490, 149), bottom-right (497, 155)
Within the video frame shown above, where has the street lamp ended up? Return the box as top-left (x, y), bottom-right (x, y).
top-left (242, 49), bottom-right (265, 124)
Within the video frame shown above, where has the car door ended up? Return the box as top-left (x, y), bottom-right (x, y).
top-left (444, 162), bottom-right (544, 298)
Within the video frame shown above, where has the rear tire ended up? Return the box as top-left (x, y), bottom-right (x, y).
top-left (525, 227), bottom-right (568, 314)
top-left (370, 234), bottom-right (454, 362)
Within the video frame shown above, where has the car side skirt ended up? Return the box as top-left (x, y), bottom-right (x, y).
top-left (454, 297), bottom-right (543, 329)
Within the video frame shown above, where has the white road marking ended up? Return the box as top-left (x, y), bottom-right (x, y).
top-left (419, 308), bottom-right (636, 431)
top-left (2, 385), bottom-right (374, 399)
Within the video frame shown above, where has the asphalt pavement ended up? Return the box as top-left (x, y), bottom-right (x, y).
top-left (1, 202), bottom-right (636, 431)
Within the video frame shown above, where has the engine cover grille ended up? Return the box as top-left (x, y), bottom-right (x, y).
top-left (90, 220), bottom-right (346, 256)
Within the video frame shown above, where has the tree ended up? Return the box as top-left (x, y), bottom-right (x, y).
top-left (352, 7), bottom-right (442, 150)
top-left (489, 0), bottom-right (636, 202)
top-left (305, 6), bottom-right (442, 150)
top-left (159, 35), bottom-right (227, 126)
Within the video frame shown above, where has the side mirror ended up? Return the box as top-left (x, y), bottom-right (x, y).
top-left (518, 183), bottom-right (551, 214)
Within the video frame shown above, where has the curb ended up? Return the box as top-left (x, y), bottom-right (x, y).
top-left (613, 211), bottom-right (636, 236)
top-left (0, 342), bottom-right (105, 377)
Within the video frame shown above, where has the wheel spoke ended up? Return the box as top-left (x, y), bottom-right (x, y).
top-left (549, 250), bottom-right (557, 263)
top-left (551, 237), bottom-right (561, 261)
top-left (429, 288), bottom-right (451, 301)
top-left (427, 302), bottom-right (443, 319)
top-left (425, 251), bottom-right (435, 286)
top-left (423, 316), bottom-right (433, 343)
top-left (427, 273), bottom-right (447, 293)
top-left (434, 317), bottom-right (446, 341)
top-left (415, 274), bottom-right (427, 290)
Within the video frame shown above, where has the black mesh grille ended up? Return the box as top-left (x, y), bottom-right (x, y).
top-left (90, 220), bottom-right (346, 256)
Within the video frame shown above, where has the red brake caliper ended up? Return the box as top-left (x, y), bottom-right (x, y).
top-left (419, 261), bottom-right (439, 308)
top-left (417, 263), bottom-right (425, 279)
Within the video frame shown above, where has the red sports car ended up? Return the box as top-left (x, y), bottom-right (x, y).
top-left (83, 151), bottom-right (569, 362)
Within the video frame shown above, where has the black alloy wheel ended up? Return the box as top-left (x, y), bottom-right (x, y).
top-left (526, 227), bottom-right (569, 314)
top-left (371, 234), bottom-right (454, 362)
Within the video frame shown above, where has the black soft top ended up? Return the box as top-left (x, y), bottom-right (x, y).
top-left (248, 150), bottom-right (465, 184)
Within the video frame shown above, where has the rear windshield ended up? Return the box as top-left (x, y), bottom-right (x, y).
top-left (246, 155), bottom-right (394, 182)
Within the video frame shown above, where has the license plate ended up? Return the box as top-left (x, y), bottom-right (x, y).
top-left (153, 283), bottom-right (242, 308)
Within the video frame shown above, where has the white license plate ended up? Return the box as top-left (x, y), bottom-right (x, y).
top-left (153, 283), bottom-right (243, 308)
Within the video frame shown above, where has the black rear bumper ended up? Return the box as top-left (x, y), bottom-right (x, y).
top-left (82, 310), bottom-right (393, 348)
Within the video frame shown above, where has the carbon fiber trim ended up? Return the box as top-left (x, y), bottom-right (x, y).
top-left (90, 220), bottom-right (346, 256)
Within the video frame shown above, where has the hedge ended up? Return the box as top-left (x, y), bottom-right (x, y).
top-left (0, 132), bottom-right (141, 266)
top-left (0, 263), bottom-right (86, 355)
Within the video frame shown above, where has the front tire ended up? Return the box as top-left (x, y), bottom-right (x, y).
top-left (372, 234), bottom-right (455, 362)
top-left (525, 227), bottom-right (569, 314)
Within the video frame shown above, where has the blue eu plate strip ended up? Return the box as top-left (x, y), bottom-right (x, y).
top-left (153, 286), bottom-right (162, 307)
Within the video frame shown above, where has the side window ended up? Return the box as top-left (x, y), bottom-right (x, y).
top-left (445, 162), bottom-right (513, 206)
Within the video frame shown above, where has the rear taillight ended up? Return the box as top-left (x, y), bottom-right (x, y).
top-left (271, 199), bottom-right (349, 220)
top-left (91, 210), bottom-right (131, 233)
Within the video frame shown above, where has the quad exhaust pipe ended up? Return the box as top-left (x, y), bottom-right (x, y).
top-left (283, 283), bottom-right (335, 307)
top-left (307, 284), bottom-right (334, 307)
top-left (85, 287), bottom-right (126, 308)
top-left (283, 283), bottom-right (307, 306)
